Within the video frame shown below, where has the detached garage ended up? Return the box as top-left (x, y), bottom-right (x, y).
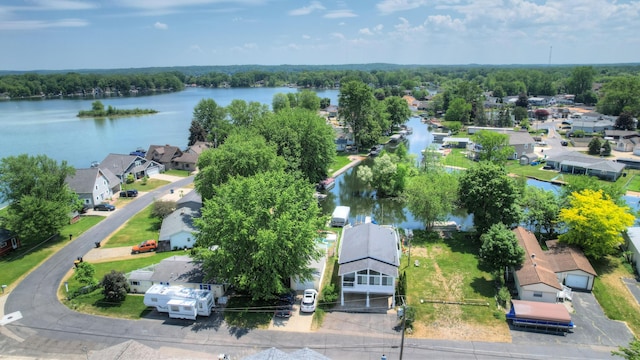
top-left (545, 240), bottom-right (597, 291)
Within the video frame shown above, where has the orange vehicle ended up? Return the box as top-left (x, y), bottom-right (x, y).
top-left (132, 240), bottom-right (157, 254)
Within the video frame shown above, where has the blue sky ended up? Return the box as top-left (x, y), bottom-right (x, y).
top-left (1, 0), bottom-right (639, 71)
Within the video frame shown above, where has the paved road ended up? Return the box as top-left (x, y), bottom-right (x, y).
top-left (0, 175), bottom-right (629, 359)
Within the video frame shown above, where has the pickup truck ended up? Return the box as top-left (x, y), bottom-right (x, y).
top-left (132, 240), bottom-right (157, 254)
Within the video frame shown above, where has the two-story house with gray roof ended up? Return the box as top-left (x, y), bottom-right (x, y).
top-left (338, 222), bottom-right (400, 310)
top-left (66, 167), bottom-right (120, 208)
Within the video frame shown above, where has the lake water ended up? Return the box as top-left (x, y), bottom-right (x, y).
top-left (0, 87), bottom-right (339, 168)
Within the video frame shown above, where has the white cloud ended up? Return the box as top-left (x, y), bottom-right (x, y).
top-left (359, 28), bottom-right (373, 36)
top-left (116, 0), bottom-right (265, 10)
top-left (331, 32), bottom-right (345, 39)
top-left (189, 44), bottom-right (203, 53)
top-left (0, 18), bottom-right (87, 30)
top-left (376, 0), bottom-right (429, 15)
top-left (154, 21), bottom-right (168, 30)
top-left (426, 14), bottom-right (464, 32)
top-left (359, 24), bottom-right (384, 35)
top-left (324, 9), bottom-right (357, 18)
top-left (288, 1), bottom-right (325, 16)
top-left (302, 34), bottom-right (311, 39)
top-left (28, 0), bottom-right (98, 10)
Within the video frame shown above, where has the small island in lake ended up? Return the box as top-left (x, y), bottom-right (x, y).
top-left (77, 100), bottom-right (158, 118)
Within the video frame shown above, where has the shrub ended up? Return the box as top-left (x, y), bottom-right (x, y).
top-left (73, 262), bottom-right (97, 286)
top-left (496, 286), bottom-right (511, 308)
top-left (101, 270), bottom-right (130, 302)
top-left (319, 283), bottom-right (338, 308)
top-left (126, 174), bottom-right (135, 184)
top-left (151, 200), bottom-right (176, 219)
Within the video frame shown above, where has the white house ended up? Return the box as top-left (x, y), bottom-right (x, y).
top-left (127, 255), bottom-right (227, 299)
top-left (545, 240), bottom-right (597, 291)
top-left (625, 227), bottom-right (640, 276)
top-left (158, 207), bottom-right (199, 252)
top-left (338, 222), bottom-right (400, 309)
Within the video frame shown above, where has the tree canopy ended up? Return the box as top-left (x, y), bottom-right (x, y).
top-left (559, 189), bottom-right (635, 259)
top-left (597, 76), bottom-right (640, 117)
top-left (338, 80), bottom-right (377, 148)
top-left (195, 131), bottom-right (286, 200)
top-left (0, 154), bottom-right (77, 243)
top-left (384, 96), bottom-right (411, 131)
top-left (405, 170), bottom-right (459, 231)
top-left (472, 130), bottom-right (514, 165)
top-left (458, 162), bottom-right (522, 236)
top-left (194, 171), bottom-right (323, 300)
top-left (521, 186), bottom-right (560, 237)
top-left (192, 98), bottom-right (230, 147)
top-left (479, 223), bottom-right (525, 276)
top-left (254, 107), bottom-right (335, 183)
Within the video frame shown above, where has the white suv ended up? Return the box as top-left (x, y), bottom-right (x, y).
top-left (300, 289), bottom-right (318, 313)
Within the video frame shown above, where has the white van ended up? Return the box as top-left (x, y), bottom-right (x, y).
top-left (330, 206), bottom-right (350, 227)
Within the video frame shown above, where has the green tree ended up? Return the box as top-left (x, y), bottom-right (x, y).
top-left (616, 111), bottom-right (637, 130)
top-left (272, 93), bottom-right (290, 113)
top-left (254, 108), bottom-right (334, 183)
top-left (101, 270), bottom-right (130, 302)
top-left (597, 76), bottom-right (640, 116)
top-left (515, 93), bottom-right (528, 108)
top-left (226, 99), bottom-right (269, 128)
top-left (0, 154), bottom-right (77, 243)
top-left (567, 66), bottom-right (596, 100)
top-left (513, 106), bottom-right (528, 123)
top-left (472, 130), bottom-right (514, 165)
top-left (91, 100), bottom-right (104, 112)
top-left (194, 171), bottom-right (323, 301)
top-left (151, 200), bottom-right (177, 219)
top-left (297, 90), bottom-right (321, 111)
top-left (458, 162), bottom-right (522, 236)
top-left (602, 139), bottom-right (612, 156)
top-left (195, 131), bottom-right (286, 200)
top-left (521, 187), bottom-right (560, 237)
top-left (588, 137), bottom-right (602, 155)
top-left (357, 153), bottom-right (407, 198)
top-left (384, 96), bottom-right (411, 131)
top-left (479, 223), bottom-right (525, 277)
top-left (612, 339), bottom-right (640, 359)
top-left (187, 120), bottom-right (207, 146)
top-left (338, 80), bottom-right (376, 148)
top-left (192, 98), bottom-right (229, 147)
top-left (559, 189), bottom-right (635, 259)
top-left (406, 171), bottom-right (458, 231)
top-left (561, 174), bottom-right (625, 207)
top-left (74, 262), bottom-right (97, 286)
top-left (444, 98), bottom-right (471, 123)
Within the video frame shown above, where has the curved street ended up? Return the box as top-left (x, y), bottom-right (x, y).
top-left (0, 175), bottom-right (628, 359)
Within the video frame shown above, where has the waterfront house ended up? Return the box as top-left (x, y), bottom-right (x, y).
top-left (99, 153), bottom-right (164, 181)
top-left (545, 152), bottom-right (625, 181)
top-left (0, 228), bottom-right (20, 257)
top-left (338, 221), bottom-right (400, 309)
top-left (146, 144), bottom-right (184, 171)
top-left (66, 167), bottom-right (120, 208)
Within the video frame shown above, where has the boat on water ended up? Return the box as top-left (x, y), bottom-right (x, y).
top-left (316, 177), bottom-right (335, 191)
top-left (369, 144), bottom-right (384, 157)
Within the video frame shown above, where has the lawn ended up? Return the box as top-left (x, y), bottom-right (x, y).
top-left (163, 169), bottom-right (192, 177)
top-left (103, 205), bottom-right (161, 248)
top-left (328, 154), bottom-right (354, 175)
top-left (591, 254), bottom-right (640, 337)
top-left (505, 160), bottom-right (559, 181)
top-left (0, 216), bottom-right (103, 290)
top-left (61, 251), bottom-right (180, 319)
top-left (441, 148), bottom-right (475, 169)
top-left (403, 230), bottom-right (511, 342)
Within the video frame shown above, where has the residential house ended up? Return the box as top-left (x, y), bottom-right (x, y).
top-left (146, 144), bottom-right (183, 171)
top-left (99, 153), bottom-right (164, 181)
top-left (604, 130), bottom-right (640, 152)
top-left (126, 255), bottom-right (226, 299)
top-left (291, 243), bottom-right (327, 291)
top-left (176, 189), bottom-right (202, 212)
top-left (158, 206), bottom-right (199, 252)
top-left (545, 240), bottom-right (597, 291)
top-left (571, 119), bottom-right (615, 133)
top-left (184, 141), bottom-right (212, 157)
top-left (545, 152), bottom-right (626, 181)
top-left (511, 227), bottom-right (597, 303)
top-left (0, 228), bottom-right (20, 257)
top-left (466, 129), bottom-right (536, 163)
top-left (511, 227), bottom-right (563, 303)
top-left (338, 221), bottom-right (400, 309)
top-left (402, 95), bottom-right (419, 109)
top-left (624, 227), bottom-right (640, 276)
top-left (66, 167), bottom-right (120, 208)
top-left (170, 152), bottom-right (198, 172)
top-left (324, 105), bottom-right (339, 118)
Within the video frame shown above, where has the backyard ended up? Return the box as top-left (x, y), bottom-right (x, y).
top-left (403, 230), bottom-right (511, 342)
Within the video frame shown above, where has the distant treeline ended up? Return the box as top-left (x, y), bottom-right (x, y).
top-left (0, 72), bottom-right (185, 99)
top-left (2, 63), bottom-right (640, 100)
top-left (77, 101), bottom-right (157, 118)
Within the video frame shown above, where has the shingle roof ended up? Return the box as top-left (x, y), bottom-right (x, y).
top-left (66, 168), bottom-right (101, 193)
top-left (546, 152), bottom-right (626, 172)
top-left (338, 223), bottom-right (399, 276)
top-left (544, 240), bottom-right (597, 276)
top-left (176, 189), bottom-right (202, 211)
top-left (159, 207), bottom-right (198, 241)
top-left (512, 227), bottom-right (563, 290)
top-left (147, 144), bottom-right (182, 163)
top-left (149, 255), bottom-right (205, 284)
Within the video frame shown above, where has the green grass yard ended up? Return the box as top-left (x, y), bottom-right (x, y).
top-left (103, 205), bottom-right (161, 248)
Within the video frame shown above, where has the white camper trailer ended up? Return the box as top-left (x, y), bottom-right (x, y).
top-left (330, 206), bottom-right (350, 227)
top-left (143, 284), bottom-right (214, 319)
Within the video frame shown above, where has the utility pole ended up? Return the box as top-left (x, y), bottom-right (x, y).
top-left (399, 304), bottom-right (407, 360)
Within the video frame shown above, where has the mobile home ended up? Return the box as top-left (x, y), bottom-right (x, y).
top-left (330, 206), bottom-right (350, 227)
top-left (143, 284), bottom-right (214, 319)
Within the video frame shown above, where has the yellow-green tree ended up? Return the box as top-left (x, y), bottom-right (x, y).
top-left (559, 189), bottom-right (635, 259)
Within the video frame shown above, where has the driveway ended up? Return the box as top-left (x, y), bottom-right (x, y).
top-left (510, 292), bottom-right (634, 347)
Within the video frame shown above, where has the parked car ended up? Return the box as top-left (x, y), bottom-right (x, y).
top-left (300, 289), bottom-right (318, 313)
top-left (561, 140), bottom-right (569, 146)
top-left (543, 165), bottom-right (554, 170)
top-left (94, 203), bottom-right (115, 211)
top-left (119, 189), bottom-right (138, 197)
top-left (132, 239), bottom-right (157, 254)
top-left (278, 290), bottom-right (296, 305)
top-left (275, 307), bottom-right (292, 318)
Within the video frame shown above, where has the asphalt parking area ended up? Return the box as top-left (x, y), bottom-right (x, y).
top-left (510, 292), bottom-right (633, 347)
